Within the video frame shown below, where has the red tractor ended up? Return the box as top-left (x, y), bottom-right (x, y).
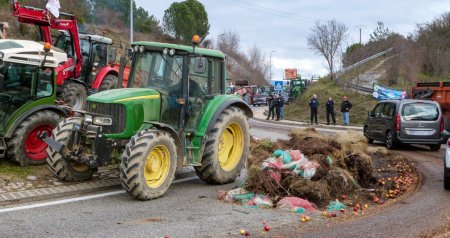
top-left (11, 0), bottom-right (130, 109)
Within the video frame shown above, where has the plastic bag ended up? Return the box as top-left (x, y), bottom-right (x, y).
top-left (224, 188), bottom-right (254, 204)
top-left (327, 200), bottom-right (346, 212)
top-left (272, 150), bottom-right (292, 164)
top-left (243, 195), bottom-right (273, 208)
top-left (290, 150), bottom-right (304, 161)
top-left (277, 197), bottom-right (316, 211)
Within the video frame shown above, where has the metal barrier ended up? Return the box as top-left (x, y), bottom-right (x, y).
top-left (335, 48), bottom-right (393, 93)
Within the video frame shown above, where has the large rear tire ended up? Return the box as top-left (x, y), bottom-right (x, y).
top-left (98, 75), bottom-right (118, 92)
top-left (62, 82), bottom-right (87, 110)
top-left (46, 117), bottom-right (95, 181)
top-left (120, 130), bottom-right (177, 200)
top-left (7, 111), bottom-right (60, 166)
top-left (195, 106), bottom-right (250, 184)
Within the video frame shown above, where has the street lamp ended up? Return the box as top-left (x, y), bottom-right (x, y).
top-left (217, 33), bottom-right (228, 49)
top-left (269, 50), bottom-right (276, 82)
top-left (130, 0), bottom-right (134, 43)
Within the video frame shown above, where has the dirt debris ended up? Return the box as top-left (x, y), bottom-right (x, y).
top-left (245, 128), bottom-right (418, 208)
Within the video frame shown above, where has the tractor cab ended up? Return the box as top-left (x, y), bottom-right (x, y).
top-left (0, 39), bottom-right (67, 163)
top-left (126, 42), bottom-right (226, 131)
top-left (55, 31), bottom-right (115, 85)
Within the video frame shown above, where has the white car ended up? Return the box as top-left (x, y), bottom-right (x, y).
top-left (445, 138), bottom-right (450, 189)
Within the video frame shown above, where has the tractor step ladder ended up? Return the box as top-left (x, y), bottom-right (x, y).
top-left (0, 138), bottom-right (6, 158)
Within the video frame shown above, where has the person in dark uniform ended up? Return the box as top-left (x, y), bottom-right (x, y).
top-left (275, 94), bottom-right (284, 121)
top-left (325, 96), bottom-right (336, 125)
top-left (266, 94), bottom-right (276, 120)
top-left (309, 94), bottom-right (319, 125)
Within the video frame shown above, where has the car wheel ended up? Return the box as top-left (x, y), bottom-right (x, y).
top-left (385, 130), bottom-right (396, 149)
top-left (429, 144), bottom-right (441, 151)
top-left (364, 126), bottom-right (373, 144)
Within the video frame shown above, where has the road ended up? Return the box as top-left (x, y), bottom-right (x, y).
top-left (0, 108), bottom-right (448, 237)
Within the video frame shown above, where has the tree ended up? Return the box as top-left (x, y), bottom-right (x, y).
top-left (163, 0), bottom-right (210, 44)
top-left (307, 19), bottom-right (348, 81)
top-left (369, 22), bottom-right (391, 43)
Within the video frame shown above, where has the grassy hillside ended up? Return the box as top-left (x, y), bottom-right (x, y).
top-left (284, 79), bottom-right (378, 126)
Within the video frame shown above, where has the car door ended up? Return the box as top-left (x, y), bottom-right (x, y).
top-left (367, 103), bottom-right (383, 139)
top-left (381, 102), bottom-right (395, 137)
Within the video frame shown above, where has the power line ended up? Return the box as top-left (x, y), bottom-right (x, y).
top-left (215, 0), bottom-right (317, 23)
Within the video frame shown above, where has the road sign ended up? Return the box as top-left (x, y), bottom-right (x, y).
top-left (274, 81), bottom-right (284, 90)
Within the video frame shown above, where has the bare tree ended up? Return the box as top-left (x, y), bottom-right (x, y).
top-left (307, 19), bottom-right (348, 80)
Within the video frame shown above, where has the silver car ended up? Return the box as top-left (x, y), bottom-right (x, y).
top-left (364, 99), bottom-right (443, 150)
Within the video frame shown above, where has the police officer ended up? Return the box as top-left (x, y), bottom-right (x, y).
top-left (309, 94), bottom-right (319, 125)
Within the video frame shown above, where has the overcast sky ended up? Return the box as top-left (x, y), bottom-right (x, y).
top-left (134, 0), bottom-right (449, 81)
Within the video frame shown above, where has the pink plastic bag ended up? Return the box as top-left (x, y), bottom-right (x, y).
top-left (277, 197), bottom-right (316, 211)
top-left (290, 150), bottom-right (304, 161)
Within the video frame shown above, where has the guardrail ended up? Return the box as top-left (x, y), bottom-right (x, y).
top-left (335, 48), bottom-right (393, 93)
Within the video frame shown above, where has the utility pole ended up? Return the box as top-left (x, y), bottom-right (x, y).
top-left (269, 50), bottom-right (276, 82)
top-left (130, 0), bottom-right (134, 44)
top-left (354, 25), bottom-right (366, 44)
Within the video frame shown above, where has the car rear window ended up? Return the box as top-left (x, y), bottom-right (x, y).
top-left (401, 103), bottom-right (439, 121)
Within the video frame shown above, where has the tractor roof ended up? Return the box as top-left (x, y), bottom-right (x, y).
top-left (132, 41), bottom-right (226, 59)
top-left (0, 39), bottom-right (67, 68)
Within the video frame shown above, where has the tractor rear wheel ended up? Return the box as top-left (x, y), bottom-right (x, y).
top-left (62, 82), bottom-right (87, 110)
top-left (46, 117), bottom-right (95, 181)
top-left (99, 75), bottom-right (118, 91)
top-left (120, 130), bottom-right (177, 200)
top-left (7, 110), bottom-right (60, 166)
top-left (195, 106), bottom-right (249, 184)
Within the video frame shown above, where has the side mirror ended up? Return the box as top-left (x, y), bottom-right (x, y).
top-left (108, 47), bottom-right (117, 63)
top-left (194, 57), bottom-right (206, 74)
top-left (368, 111), bottom-right (374, 117)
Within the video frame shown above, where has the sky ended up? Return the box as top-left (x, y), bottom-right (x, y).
top-left (134, 0), bottom-right (449, 82)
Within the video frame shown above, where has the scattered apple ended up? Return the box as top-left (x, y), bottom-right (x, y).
top-left (240, 229), bottom-right (246, 235)
top-left (322, 211), bottom-right (327, 217)
top-left (264, 225), bottom-right (270, 232)
top-left (245, 231), bottom-right (251, 237)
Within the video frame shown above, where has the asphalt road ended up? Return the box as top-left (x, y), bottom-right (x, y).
top-left (0, 111), bottom-right (449, 237)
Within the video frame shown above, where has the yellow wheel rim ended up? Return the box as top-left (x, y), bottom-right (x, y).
top-left (144, 145), bottom-right (170, 188)
top-left (218, 122), bottom-right (244, 172)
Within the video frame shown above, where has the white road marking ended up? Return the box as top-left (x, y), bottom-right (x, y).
top-left (0, 176), bottom-right (197, 213)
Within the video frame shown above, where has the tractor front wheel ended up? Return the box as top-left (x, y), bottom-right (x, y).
top-left (120, 130), bottom-right (177, 200)
top-left (47, 117), bottom-right (95, 181)
top-left (195, 106), bottom-right (250, 184)
top-left (7, 110), bottom-right (60, 166)
top-left (98, 75), bottom-right (119, 91)
top-left (62, 82), bottom-right (87, 110)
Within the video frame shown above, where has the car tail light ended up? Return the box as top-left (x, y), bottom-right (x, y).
top-left (395, 114), bottom-right (401, 132)
top-left (447, 139), bottom-right (450, 146)
top-left (440, 117), bottom-right (444, 133)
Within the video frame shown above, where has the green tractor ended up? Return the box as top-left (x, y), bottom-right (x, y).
top-left (289, 76), bottom-right (307, 100)
top-left (0, 39), bottom-right (68, 166)
top-left (43, 37), bottom-right (253, 200)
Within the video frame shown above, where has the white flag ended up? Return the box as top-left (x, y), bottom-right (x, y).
top-left (46, 0), bottom-right (61, 18)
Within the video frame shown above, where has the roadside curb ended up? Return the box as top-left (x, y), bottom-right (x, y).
top-left (251, 117), bottom-right (363, 132)
top-left (0, 167), bottom-right (196, 205)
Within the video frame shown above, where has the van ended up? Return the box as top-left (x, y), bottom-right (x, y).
top-left (364, 99), bottom-right (443, 150)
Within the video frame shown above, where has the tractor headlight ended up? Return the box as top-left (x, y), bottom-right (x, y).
top-left (93, 116), bottom-right (113, 126)
top-left (84, 114), bottom-right (93, 123)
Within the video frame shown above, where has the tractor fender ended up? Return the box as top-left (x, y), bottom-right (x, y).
top-left (202, 98), bottom-right (253, 137)
top-left (5, 105), bottom-right (69, 138)
top-left (90, 66), bottom-right (118, 91)
top-left (138, 121), bottom-right (184, 168)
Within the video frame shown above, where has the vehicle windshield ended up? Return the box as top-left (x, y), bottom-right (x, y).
top-left (129, 51), bottom-right (184, 95)
top-left (0, 61), bottom-right (53, 133)
top-left (401, 103), bottom-right (439, 121)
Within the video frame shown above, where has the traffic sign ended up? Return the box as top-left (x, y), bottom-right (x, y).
top-left (274, 81), bottom-right (284, 90)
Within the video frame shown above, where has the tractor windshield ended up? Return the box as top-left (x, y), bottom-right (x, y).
top-left (0, 61), bottom-right (54, 133)
top-left (129, 51), bottom-right (184, 95)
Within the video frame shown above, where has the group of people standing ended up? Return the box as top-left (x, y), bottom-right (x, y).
top-left (266, 93), bottom-right (285, 121)
top-left (309, 95), bottom-right (352, 125)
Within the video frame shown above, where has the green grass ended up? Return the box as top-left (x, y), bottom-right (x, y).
top-left (0, 160), bottom-right (47, 180)
top-left (284, 78), bottom-right (378, 126)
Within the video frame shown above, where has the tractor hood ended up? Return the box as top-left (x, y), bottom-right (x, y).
top-left (87, 88), bottom-right (161, 103)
